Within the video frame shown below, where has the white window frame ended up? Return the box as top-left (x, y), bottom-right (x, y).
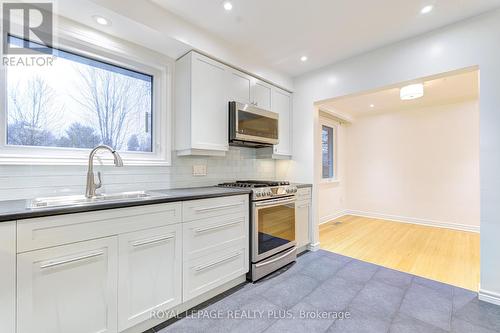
top-left (0, 21), bottom-right (172, 166)
top-left (320, 118), bottom-right (338, 183)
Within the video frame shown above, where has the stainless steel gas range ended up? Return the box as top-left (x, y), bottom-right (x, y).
top-left (218, 181), bottom-right (297, 281)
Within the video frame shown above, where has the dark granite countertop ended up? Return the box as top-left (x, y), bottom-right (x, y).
top-left (0, 186), bottom-right (252, 222)
top-left (293, 183), bottom-right (313, 188)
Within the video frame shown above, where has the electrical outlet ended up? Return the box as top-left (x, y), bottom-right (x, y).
top-left (192, 164), bottom-right (207, 176)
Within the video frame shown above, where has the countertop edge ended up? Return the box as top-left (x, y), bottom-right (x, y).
top-left (0, 188), bottom-right (252, 223)
top-left (294, 183), bottom-right (313, 188)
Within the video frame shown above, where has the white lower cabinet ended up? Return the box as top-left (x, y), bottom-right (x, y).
top-left (295, 190), bottom-right (312, 250)
top-left (296, 201), bottom-right (311, 249)
top-left (0, 222), bottom-right (15, 333)
top-left (14, 195), bottom-right (249, 333)
top-left (183, 213), bottom-right (247, 259)
top-left (17, 237), bottom-right (118, 333)
top-left (118, 224), bottom-right (182, 331)
top-left (183, 244), bottom-right (248, 302)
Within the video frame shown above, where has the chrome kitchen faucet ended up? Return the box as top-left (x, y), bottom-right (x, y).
top-left (85, 145), bottom-right (124, 198)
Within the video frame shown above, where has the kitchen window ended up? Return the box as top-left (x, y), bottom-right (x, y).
top-left (0, 34), bottom-right (171, 165)
top-left (321, 124), bottom-right (335, 179)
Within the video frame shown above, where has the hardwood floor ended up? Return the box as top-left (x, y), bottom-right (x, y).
top-left (319, 215), bottom-right (480, 291)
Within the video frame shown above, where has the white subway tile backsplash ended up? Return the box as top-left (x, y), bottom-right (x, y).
top-left (0, 147), bottom-right (276, 200)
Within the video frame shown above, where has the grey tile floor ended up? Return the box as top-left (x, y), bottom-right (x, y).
top-left (151, 250), bottom-right (500, 333)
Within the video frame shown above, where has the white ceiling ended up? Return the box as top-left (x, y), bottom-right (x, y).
top-left (319, 69), bottom-right (479, 119)
top-left (151, 0), bottom-right (500, 77)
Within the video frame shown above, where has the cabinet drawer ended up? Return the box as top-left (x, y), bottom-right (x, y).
top-left (183, 213), bottom-right (248, 260)
top-left (17, 203), bottom-right (182, 253)
top-left (296, 187), bottom-right (312, 201)
top-left (182, 195), bottom-right (248, 222)
top-left (183, 244), bottom-right (248, 302)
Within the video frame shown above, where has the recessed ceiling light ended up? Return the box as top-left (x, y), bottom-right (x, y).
top-left (300, 56), bottom-right (308, 62)
top-left (370, 104), bottom-right (375, 108)
top-left (223, 1), bottom-right (233, 11)
top-left (93, 15), bottom-right (110, 26)
top-left (400, 83), bottom-right (424, 100)
top-left (420, 5), bottom-right (433, 14)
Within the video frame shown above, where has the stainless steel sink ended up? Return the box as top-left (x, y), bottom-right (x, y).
top-left (27, 191), bottom-right (164, 209)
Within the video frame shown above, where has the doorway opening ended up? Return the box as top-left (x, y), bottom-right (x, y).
top-left (315, 68), bottom-right (480, 291)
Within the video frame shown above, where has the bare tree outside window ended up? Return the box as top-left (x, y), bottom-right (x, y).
top-left (74, 67), bottom-right (150, 151)
top-left (6, 35), bottom-right (154, 153)
top-left (7, 76), bottom-right (64, 147)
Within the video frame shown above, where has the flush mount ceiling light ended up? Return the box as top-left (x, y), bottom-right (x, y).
top-left (93, 15), bottom-right (111, 26)
top-left (420, 5), bottom-right (433, 14)
top-left (223, 1), bottom-right (233, 11)
top-left (300, 56), bottom-right (308, 62)
top-left (400, 83), bottom-right (424, 100)
top-left (370, 104), bottom-right (375, 108)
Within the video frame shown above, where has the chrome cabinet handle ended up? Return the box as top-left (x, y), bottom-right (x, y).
top-left (194, 252), bottom-right (241, 272)
top-left (194, 202), bottom-right (244, 212)
top-left (254, 198), bottom-right (295, 208)
top-left (194, 219), bottom-right (243, 233)
top-left (131, 234), bottom-right (175, 247)
top-left (255, 247), bottom-right (295, 268)
top-left (40, 250), bottom-right (105, 269)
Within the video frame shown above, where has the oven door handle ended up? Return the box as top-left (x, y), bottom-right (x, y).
top-left (254, 197), bottom-right (296, 208)
top-left (255, 247), bottom-right (296, 268)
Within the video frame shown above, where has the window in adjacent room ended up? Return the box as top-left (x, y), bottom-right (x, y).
top-left (321, 124), bottom-right (335, 179)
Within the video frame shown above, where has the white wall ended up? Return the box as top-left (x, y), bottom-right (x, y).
top-left (0, 147), bottom-right (276, 201)
top-left (317, 115), bottom-right (347, 223)
top-left (344, 100), bottom-right (480, 231)
top-left (0, 16), bottom-right (280, 201)
top-left (288, 8), bottom-right (500, 298)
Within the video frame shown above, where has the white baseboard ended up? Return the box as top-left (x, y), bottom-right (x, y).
top-left (344, 210), bottom-right (480, 233)
top-left (319, 210), bottom-right (348, 225)
top-left (307, 242), bottom-right (321, 251)
top-left (479, 288), bottom-right (500, 306)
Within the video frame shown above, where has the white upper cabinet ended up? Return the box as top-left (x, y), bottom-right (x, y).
top-left (227, 69), bottom-right (252, 104)
top-left (252, 80), bottom-right (272, 110)
top-left (226, 69), bottom-right (272, 110)
top-left (175, 50), bottom-right (292, 157)
top-left (175, 51), bottom-right (229, 156)
top-left (272, 87), bottom-right (293, 157)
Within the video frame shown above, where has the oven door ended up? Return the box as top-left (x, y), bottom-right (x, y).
top-left (252, 197), bottom-right (296, 262)
top-left (230, 101), bottom-right (279, 145)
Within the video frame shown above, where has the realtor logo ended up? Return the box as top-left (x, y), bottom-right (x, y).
top-left (2, 2), bottom-right (53, 54)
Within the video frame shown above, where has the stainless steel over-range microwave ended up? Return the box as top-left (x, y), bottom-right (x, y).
top-left (229, 101), bottom-right (279, 147)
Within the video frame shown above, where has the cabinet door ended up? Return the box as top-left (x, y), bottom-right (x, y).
top-left (191, 53), bottom-right (229, 151)
top-left (0, 222), bottom-right (15, 333)
top-left (251, 80), bottom-right (272, 110)
top-left (295, 201), bottom-right (311, 249)
top-left (17, 237), bottom-right (118, 333)
top-left (227, 69), bottom-right (252, 104)
top-left (273, 88), bottom-right (292, 156)
top-left (118, 224), bottom-right (182, 331)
